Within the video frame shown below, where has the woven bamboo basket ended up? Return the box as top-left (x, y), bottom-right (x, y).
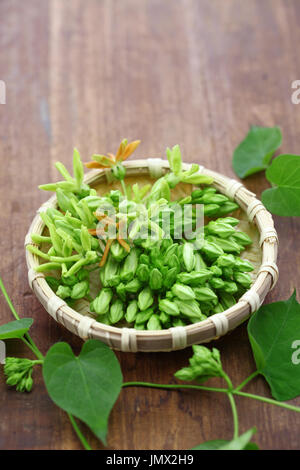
top-left (25, 159), bottom-right (279, 352)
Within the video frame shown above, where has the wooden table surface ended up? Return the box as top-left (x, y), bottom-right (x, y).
top-left (1, 0), bottom-right (300, 450)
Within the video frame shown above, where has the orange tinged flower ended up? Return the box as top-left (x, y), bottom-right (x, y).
top-left (85, 139), bottom-right (141, 169)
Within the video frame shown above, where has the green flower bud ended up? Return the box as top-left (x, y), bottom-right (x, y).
top-left (161, 238), bottom-right (173, 252)
top-left (110, 241), bottom-right (127, 262)
top-left (147, 314), bottom-right (162, 330)
top-left (219, 292), bottom-right (236, 309)
top-left (25, 376), bottom-right (33, 392)
top-left (93, 288), bottom-right (113, 314)
top-left (159, 311), bottom-right (171, 325)
top-left (138, 287), bottom-right (154, 311)
top-left (16, 377), bottom-right (28, 392)
top-left (201, 193), bottom-right (229, 205)
top-left (172, 283), bottom-right (196, 300)
top-left (213, 201), bottom-right (239, 216)
top-left (233, 272), bottom-right (252, 289)
top-left (191, 189), bottom-right (203, 200)
top-left (116, 282), bottom-right (127, 301)
top-left (80, 226), bottom-right (92, 252)
top-left (70, 281), bottom-right (89, 299)
top-left (166, 144), bottom-right (182, 175)
top-left (222, 267), bottom-right (234, 279)
top-left (109, 299), bottom-right (124, 324)
top-left (221, 281), bottom-right (238, 294)
top-left (163, 267), bottom-right (178, 289)
top-left (201, 241), bottom-right (224, 259)
top-left (194, 252), bottom-right (207, 270)
top-left (174, 366), bottom-right (198, 381)
top-left (210, 265), bottom-right (222, 277)
top-left (112, 162), bottom-right (126, 180)
top-left (96, 314), bottom-right (111, 325)
top-left (209, 277), bottom-right (225, 290)
top-left (182, 243), bottom-right (195, 272)
top-left (135, 308), bottom-right (154, 325)
top-left (125, 300), bottom-right (139, 323)
top-left (6, 373), bottom-right (23, 386)
top-left (193, 287), bottom-right (217, 302)
top-left (216, 254), bottom-right (236, 268)
top-left (139, 253), bottom-right (150, 265)
top-left (206, 236), bottom-right (241, 254)
top-left (121, 248), bottom-right (139, 281)
top-left (56, 285), bottom-right (71, 299)
top-left (165, 290), bottom-right (174, 300)
top-left (136, 264), bottom-right (150, 282)
top-left (103, 255), bottom-right (120, 287)
top-left (231, 231), bottom-right (253, 246)
top-left (234, 258), bottom-right (254, 272)
top-left (62, 236), bottom-right (73, 257)
top-left (163, 243), bottom-right (179, 264)
top-left (125, 278), bottom-right (142, 293)
top-left (207, 221), bottom-right (235, 239)
top-left (61, 274), bottom-right (78, 286)
top-left (109, 189), bottom-right (123, 203)
top-left (175, 299), bottom-right (203, 320)
top-left (212, 303), bottom-right (224, 314)
top-left (215, 217), bottom-right (239, 227)
top-left (159, 299), bottom-right (180, 316)
top-left (149, 268), bottom-right (163, 290)
top-left (176, 269), bottom-right (213, 286)
top-left (203, 204), bottom-right (220, 217)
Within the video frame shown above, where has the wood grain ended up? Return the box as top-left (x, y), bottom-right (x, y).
top-left (0, 0), bottom-right (300, 450)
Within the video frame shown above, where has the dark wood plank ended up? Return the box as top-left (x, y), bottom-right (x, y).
top-left (0, 0), bottom-right (300, 450)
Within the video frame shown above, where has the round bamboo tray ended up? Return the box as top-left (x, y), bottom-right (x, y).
top-left (25, 159), bottom-right (279, 352)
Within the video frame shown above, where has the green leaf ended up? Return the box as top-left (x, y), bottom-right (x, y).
top-left (261, 154), bottom-right (300, 216)
top-left (193, 428), bottom-right (258, 450)
top-left (43, 340), bottom-right (122, 444)
top-left (232, 126), bottom-right (282, 178)
top-left (248, 292), bottom-right (300, 401)
top-left (0, 318), bottom-right (33, 340)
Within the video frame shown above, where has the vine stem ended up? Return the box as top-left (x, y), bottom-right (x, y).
top-left (227, 393), bottom-right (239, 439)
top-left (235, 391), bottom-right (300, 413)
top-left (122, 381), bottom-right (228, 394)
top-left (0, 277), bottom-right (92, 450)
top-left (120, 179), bottom-right (127, 198)
top-left (0, 278), bottom-right (44, 360)
top-left (67, 414), bottom-right (92, 451)
top-left (234, 371), bottom-right (259, 392)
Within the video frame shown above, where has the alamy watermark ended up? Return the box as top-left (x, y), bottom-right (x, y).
top-left (291, 340), bottom-right (300, 365)
top-left (291, 80), bottom-right (300, 104)
top-left (0, 340), bottom-right (5, 364)
top-left (0, 80), bottom-right (6, 104)
top-left (94, 202), bottom-right (204, 247)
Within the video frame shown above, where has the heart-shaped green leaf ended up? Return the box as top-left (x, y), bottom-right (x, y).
top-left (261, 154), bottom-right (300, 216)
top-left (248, 292), bottom-right (300, 401)
top-left (0, 318), bottom-right (33, 340)
top-left (43, 340), bottom-right (122, 444)
top-left (232, 126), bottom-right (282, 178)
top-left (193, 428), bottom-right (258, 450)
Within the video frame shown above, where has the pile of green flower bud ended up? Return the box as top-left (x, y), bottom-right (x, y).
top-left (27, 143), bottom-right (255, 330)
top-left (89, 214), bottom-right (254, 330)
top-left (4, 357), bottom-right (36, 392)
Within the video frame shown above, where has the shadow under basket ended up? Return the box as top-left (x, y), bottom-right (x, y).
top-left (25, 159), bottom-right (279, 352)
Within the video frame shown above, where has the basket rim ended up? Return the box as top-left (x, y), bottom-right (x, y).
top-left (25, 159), bottom-right (279, 352)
